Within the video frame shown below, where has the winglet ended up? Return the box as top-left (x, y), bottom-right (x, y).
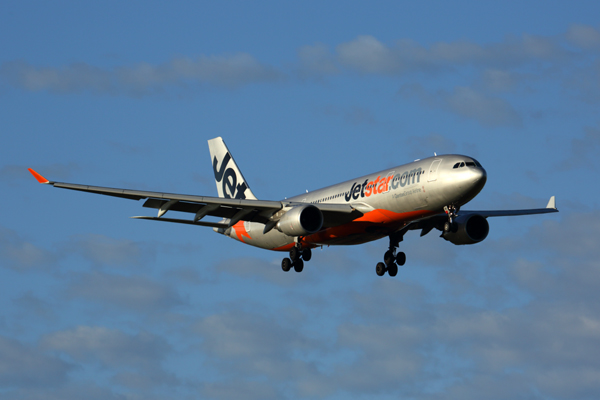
top-left (28, 168), bottom-right (50, 184)
top-left (546, 196), bottom-right (556, 210)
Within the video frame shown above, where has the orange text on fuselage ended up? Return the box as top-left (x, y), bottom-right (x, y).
top-left (345, 167), bottom-right (423, 201)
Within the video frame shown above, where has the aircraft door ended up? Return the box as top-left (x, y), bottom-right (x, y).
top-left (427, 159), bottom-right (442, 182)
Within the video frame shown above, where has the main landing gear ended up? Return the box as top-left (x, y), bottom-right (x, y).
top-left (375, 233), bottom-right (406, 277)
top-left (375, 250), bottom-right (406, 277)
top-left (282, 243), bottom-right (312, 273)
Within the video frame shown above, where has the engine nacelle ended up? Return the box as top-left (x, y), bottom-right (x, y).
top-left (442, 214), bottom-right (489, 245)
top-left (277, 205), bottom-right (324, 236)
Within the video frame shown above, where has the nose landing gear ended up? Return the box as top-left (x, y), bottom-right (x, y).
top-left (443, 204), bottom-right (460, 233)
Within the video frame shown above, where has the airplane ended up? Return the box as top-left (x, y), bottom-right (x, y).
top-left (28, 137), bottom-right (558, 277)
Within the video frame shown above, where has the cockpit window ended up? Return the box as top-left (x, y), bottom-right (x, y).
top-left (454, 159), bottom-right (483, 169)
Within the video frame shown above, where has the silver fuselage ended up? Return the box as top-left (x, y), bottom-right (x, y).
top-left (220, 155), bottom-right (487, 251)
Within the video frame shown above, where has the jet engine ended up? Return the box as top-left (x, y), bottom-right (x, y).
top-left (442, 214), bottom-right (489, 245)
top-left (277, 205), bottom-right (324, 236)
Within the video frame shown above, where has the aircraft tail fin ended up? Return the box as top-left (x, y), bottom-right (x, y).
top-left (208, 137), bottom-right (257, 200)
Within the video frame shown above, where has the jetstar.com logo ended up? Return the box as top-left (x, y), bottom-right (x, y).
top-left (213, 153), bottom-right (248, 199)
top-left (344, 167), bottom-right (423, 201)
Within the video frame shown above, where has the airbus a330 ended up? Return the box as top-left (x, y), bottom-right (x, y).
top-left (29, 137), bottom-right (558, 276)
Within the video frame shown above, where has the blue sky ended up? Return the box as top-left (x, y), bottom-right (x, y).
top-left (1, 1), bottom-right (600, 399)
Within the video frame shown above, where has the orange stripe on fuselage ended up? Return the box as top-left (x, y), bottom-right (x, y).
top-left (272, 242), bottom-right (298, 252)
top-left (270, 208), bottom-right (434, 251)
top-left (232, 221), bottom-right (252, 243)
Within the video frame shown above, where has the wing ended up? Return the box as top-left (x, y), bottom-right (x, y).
top-left (27, 169), bottom-right (360, 229)
top-left (392, 196), bottom-right (559, 241)
top-left (461, 196), bottom-right (558, 217)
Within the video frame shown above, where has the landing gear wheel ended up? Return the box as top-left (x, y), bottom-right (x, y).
top-left (302, 248), bottom-right (312, 261)
top-left (282, 258), bottom-right (292, 272)
top-left (395, 252), bottom-right (406, 266)
top-left (376, 262), bottom-right (386, 276)
top-left (384, 250), bottom-right (395, 266)
top-left (444, 221), bottom-right (451, 233)
top-left (444, 221), bottom-right (457, 233)
top-left (293, 258), bottom-right (304, 273)
top-left (387, 263), bottom-right (398, 277)
top-left (290, 247), bottom-right (300, 261)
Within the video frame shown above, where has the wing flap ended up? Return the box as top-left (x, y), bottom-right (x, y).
top-left (143, 199), bottom-right (201, 214)
top-left (131, 216), bottom-right (229, 228)
top-left (142, 199), bottom-right (271, 223)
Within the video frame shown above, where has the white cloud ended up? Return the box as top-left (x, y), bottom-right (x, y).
top-left (66, 271), bottom-right (184, 312)
top-left (4, 209), bottom-right (597, 399)
top-left (62, 233), bottom-right (152, 268)
top-left (195, 309), bottom-right (312, 364)
top-left (559, 125), bottom-right (600, 169)
top-left (0, 54), bottom-right (282, 96)
top-left (0, 335), bottom-right (72, 388)
top-left (0, 225), bottom-right (58, 271)
top-left (193, 308), bottom-right (328, 399)
top-left (41, 326), bottom-right (177, 389)
top-left (566, 24), bottom-right (600, 50)
top-left (3, 23), bottom-right (600, 400)
top-left (564, 61), bottom-right (600, 103)
top-left (1, 61), bottom-right (112, 93)
top-left (506, 211), bottom-right (600, 307)
top-left (333, 322), bottom-right (425, 388)
top-left (42, 326), bottom-right (168, 367)
top-left (426, 39), bottom-right (486, 64)
top-left (336, 35), bottom-right (400, 74)
top-left (398, 84), bottom-right (522, 128)
top-left (446, 86), bottom-right (522, 127)
top-left (333, 33), bottom-right (569, 76)
top-left (297, 43), bottom-right (339, 77)
top-left (202, 381), bottom-right (279, 400)
top-left (1, 384), bottom-right (129, 400)
top-left (0, 27), bottom-right (595, 106)
top-left (428, 302), bottom-right (600, 399)
top-left (12, 291), bottom-right (56, 320)
top-left (481, 69), bottom-right (519, 91)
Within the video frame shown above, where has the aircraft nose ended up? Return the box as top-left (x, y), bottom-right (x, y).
top-left (471, 167), bottom-right (487, 191)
